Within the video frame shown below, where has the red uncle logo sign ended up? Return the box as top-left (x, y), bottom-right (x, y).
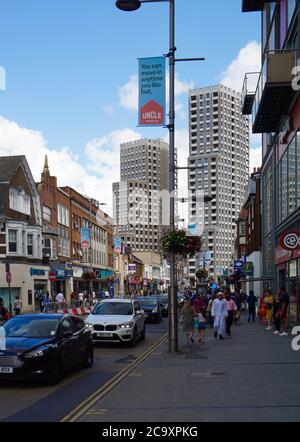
top-left (140, 100), bottom-right (164, 126)
top-left (279, 231), bottom-right (300, 251)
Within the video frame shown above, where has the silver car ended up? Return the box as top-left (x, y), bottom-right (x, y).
top-left (85, 299), bottom-right (146, 346)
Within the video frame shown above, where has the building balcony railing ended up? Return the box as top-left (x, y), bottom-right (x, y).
top-left (248, 50), bottom-right (297, 134)
top-left (241, 72), bottom-right (260, 115)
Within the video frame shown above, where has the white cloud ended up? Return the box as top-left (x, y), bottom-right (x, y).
top-left (250, 147), bottom-right (262, 173)
top-left (220, 41), bottom-right (261, 91)
top-left (0, 116), bottom-right (141, 216)
top-left (103, 104), bottom-right (115, 115)
top-left (118, 73), bottom-right (194, 111)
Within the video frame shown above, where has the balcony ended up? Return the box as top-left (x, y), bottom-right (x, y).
top-left (241, 72), bottom-right (260, 115)
top-left (250, 50), bottom-right (297, 133)
top-left (242, 0), bottom-right (273, 13)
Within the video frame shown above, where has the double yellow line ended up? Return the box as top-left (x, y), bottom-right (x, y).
top-left (61, 333), bottom-right (168, 422)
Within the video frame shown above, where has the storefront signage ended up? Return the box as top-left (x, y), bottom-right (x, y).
top-left (30, 268), bottom-right (46, 277)
top-left (279, 231), bottom-right (300, 251)
top-left (138, 56), bottom-right (166, 127)
top-left (234, 261), bottom-right (244, 270)
top-left (49, 272), bottom-right (57, 282)
top-left (80, 227), bottom-right (90, 249)
top-left (243, 262), bottom-right (254, 276)
top-left (128, 264), bottom-right (136, 274)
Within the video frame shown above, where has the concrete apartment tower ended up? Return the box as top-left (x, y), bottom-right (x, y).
top-left (113, 139), bottom-right (174, 282)
top-left (188, 84), bottom-right (250, 279)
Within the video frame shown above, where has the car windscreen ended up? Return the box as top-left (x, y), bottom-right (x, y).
top-left (92, 302), bottom-right (133, 316)
top-left (136, 298), bottom-right (157, 306)
top-left (3, 317), bottom-right (60, 338)
top-left (158, 295), bottom-right (168, 303)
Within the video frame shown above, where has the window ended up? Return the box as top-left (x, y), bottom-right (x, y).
top-left (27, 234), bottom-right (33, 256)
top-left (9, 188), bottom-right (31, 215)
top-left (8, 229), bottom-right (17, 253)
top-left (43, 205), bottom-right (52, 223)
top-left (240, 222), bottom-right (246, 236)
top-left (58, 204), bottom-right (69, 227)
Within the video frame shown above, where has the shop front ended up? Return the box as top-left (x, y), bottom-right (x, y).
top-left (275, 231), bottom-right (300, 324)
top-left (0, 263), bottom-right (50, 313)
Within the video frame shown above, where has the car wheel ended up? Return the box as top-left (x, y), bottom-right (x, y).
top-left (82, 345), bottom-right (94, 368)
top-left (129, 328), bottom-right (138, 347)
top-left (140, 325), bottom-right (146, 342)
top-left (47, 359), bottom-right (63, 385)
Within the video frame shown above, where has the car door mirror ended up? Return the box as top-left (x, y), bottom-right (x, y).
top-left (136, 310), bottom-right (143, 315)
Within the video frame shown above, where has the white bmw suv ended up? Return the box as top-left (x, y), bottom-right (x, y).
top-left (85, 298), bottom-right (146, 346)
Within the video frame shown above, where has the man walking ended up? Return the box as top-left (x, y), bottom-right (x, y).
top-left (247, 290), bottom-right (258, 323)
top-left (212, 292), bottom-right (228, 340)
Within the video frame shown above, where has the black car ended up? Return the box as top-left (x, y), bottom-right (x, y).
top-left (156, 294), bottom-right (169, 317)
top-left (136, 297), bottom-right (163, 323)
top-left (0, 314), bottom-right (94, 384)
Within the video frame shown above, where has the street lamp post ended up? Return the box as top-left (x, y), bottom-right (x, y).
top-left (116, 0), bottom-right (204, 353)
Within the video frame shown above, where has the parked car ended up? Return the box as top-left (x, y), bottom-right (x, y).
top-left (85, 299), bottom-right (145, 346)
top-left (0, 314), bottom-right (94, 384)
top-left (156, 294), bottom-right (169, 317)
top-left (136, 297), bottom-right (163, 323)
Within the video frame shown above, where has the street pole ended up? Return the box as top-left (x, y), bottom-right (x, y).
top-left (168, 0), bottom-right (178, 353)
top-left (8, 282), bottom-right (12, 318)
top-left (89, 199), bottom-right (93, 297)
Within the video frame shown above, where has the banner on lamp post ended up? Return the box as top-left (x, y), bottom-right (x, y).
top-left (138, 56), bottom-right (166, 127)
top-left (80, 227), bottom-right (90, 249)
top-left (113, 236), bottom-right (122, 254)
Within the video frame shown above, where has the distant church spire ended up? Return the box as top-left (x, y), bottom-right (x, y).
top-left (41, 154), bottom-right (50, 183)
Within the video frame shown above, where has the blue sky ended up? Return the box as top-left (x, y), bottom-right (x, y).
top-left (0, 0), bottom-right (261, 213)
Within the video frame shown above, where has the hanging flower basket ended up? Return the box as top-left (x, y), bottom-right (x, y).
top-left (196, 269), bottom-right (209, 281)
top-left (161, 230), bottom-right (202, 257)
top-left (82, 272), bottom-right (96, 281)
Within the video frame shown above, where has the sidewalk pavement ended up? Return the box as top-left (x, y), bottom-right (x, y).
top-left (78, 317), bottom-right (300, 423)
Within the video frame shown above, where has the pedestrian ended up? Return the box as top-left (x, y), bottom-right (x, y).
top-left (211, 291), bottom-right (228, 340)
top-left (264, 289), bottom-right (274, 330)
top-left (207, 294), bottom-right (217, 328)
top-left (279, 287), bottom-right (290, 336)
top-left (13, 296), bottom-right (22, 316)
top-left (193, 293), bottom-right (207, 314)
top-left (104, 289), bottom-right (110, 298)
top-left (225, 292), bottom-right (237, 336)
top-left (38, 291), bottom-right (45, 312)
top-left (197, 307), bottom-right (207, 343)
top-left (0, 298), bottom-right (9, 322)
top-left (182, 300), bottom-right (196, 344)
top-left (55, 292), bottom-right (64, 311)
top-left (43, 292), bottom-right (51, 313)
top-left (273, 294), bottom-right (282, 335)
top-left (78, 291), bottom-right (84, 307)
top-left (247, 290), bottom-right (258, 323)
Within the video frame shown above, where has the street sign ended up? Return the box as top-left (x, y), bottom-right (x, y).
top-left (234, 260), bottom-right (244, 271)
top-left (49, 271), bottom-right (57, 282)
top-left (279, 231), bottom-right (300, 251)
top-left (6, 272), bottom-right (12, 284)
top-left (243, 262), bottom-right (254, 276)
top-left (138, 56), bottom-right (166, 127)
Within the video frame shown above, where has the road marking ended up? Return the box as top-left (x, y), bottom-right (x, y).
top-left (60, 333), bottom-right (168, 422)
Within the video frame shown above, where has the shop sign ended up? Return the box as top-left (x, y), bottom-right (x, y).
top-left (243, 262), bottom-right (254, 276)
top-left (113, 237), bottom-right (122, 255)
top-left (65, 263), bottom-right (73, 278)
top-left (279, 231), bottom-right (300, 251)
top-left (128, 264), bottom-right (136, 274)
top-left (234, 261), bottom-right (244, 271)
top-left (30, 268), bottom-right (46, 277)
top-left (100, 270), bottom-right (114, 279)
